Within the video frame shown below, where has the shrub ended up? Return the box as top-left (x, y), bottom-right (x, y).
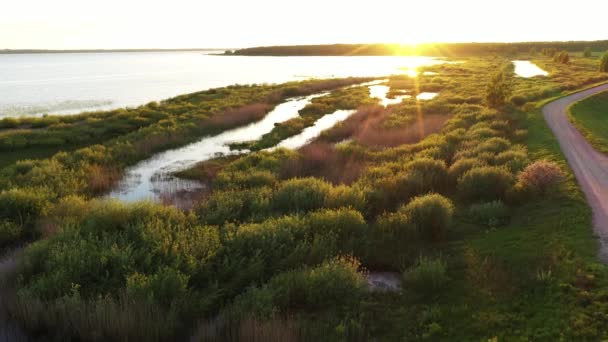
top-left (448, 158), bottom-right (486, 183)
top-left (600, 52), bottom-right (608, 73)
top-left (363, 171), bottom-right (425, 215)
top-left (401, 194), bottom-right (454, 241)
top-left (231, 256), bottom-right (366, 317)
top-left (215, 170), bottom-right (277, 190)
top-left (468, 201), bottom-right (510, 227)
top-left (403, 256), bottom-right (448, 296)
top-left (458, 166), bottom-right (515, 202)
top-left (405, 158), bottom-right (449, 191)
top-left (375, 210), bottom-right (418, 243)
top-left (0, 188), bottom-right (52, 233)
top-left (0, 220), bottom-right (22, 246)
top-left (46, 195), bottom-right (91, 226)
top-left (325, 185), bottom-right (366, 212)
top-left (475, 137), bottom-right (511, 155)
top-left (273, 178), bottom-right (332, 213)
top-left (197, 187), bottom-right (272, 225)
top-left (126, 267), bottom-right (190, 307)
top-left (517, 160), bottom-right (565, 193)
top-left (583, 47), bottom-right (593, 58)
top-left (510, 95), bottom-right (527, 106)
top-left (306, 208), bottom-right (368, 257)
top-left (494, 148), bottom-right (529, 173)
top-left (485, 64), bottom-right (513, 108)
top-left (553, 51), bottom-right (570, 64)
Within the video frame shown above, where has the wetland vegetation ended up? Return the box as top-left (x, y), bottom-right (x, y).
top-left (2, 51), bottom-right (608, 341)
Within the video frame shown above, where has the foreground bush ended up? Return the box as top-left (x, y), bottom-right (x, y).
top-left (517, 160), bottom-right (565, 194)
top-left (230, 256), bottom-right (366, 318)
top-left (457, 166), bottom-right (515, 202)
top-left (17, 201), bottom-right (220, 303)
top-left (403, 256), bottom-right (448, 296)
top-left (402, 194), bottom-right (454, 241)
top-left (0, 220), bottom-right (22, 246)
top-left (4, 290), bottom-right (179, 341)
top-left (468, 201), bottom-right (510, 227)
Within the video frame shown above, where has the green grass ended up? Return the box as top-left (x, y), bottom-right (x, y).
top-left (568, 91), bottom-right (608, 154)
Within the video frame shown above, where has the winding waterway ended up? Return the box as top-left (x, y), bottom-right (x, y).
top-left (108, 80), bottom-right (434, 206)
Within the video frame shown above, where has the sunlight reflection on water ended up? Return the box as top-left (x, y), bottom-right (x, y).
top-left (513, 60), bottom-right (548, 78)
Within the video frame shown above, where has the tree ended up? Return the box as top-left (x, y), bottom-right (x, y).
top-left (583, 47), bottom-right (593, 58)
top-left (553, 51), bottom-right (570, 64)
top-left (601, 52), bottom-right (608, 73)
top-left (485, 64), bottom-right (513, 108)
top-left (543, 48), bottom-right (558, 57)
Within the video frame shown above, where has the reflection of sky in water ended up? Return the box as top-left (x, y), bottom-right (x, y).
top-left (108, 93), bottom-right (325, 203)
top-left (513, 60), bottom-right (548, 78)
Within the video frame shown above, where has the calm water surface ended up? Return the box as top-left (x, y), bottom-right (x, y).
top-left (513, 60), bottom-right (548, 77)
top-left (0, 52), bottom-right (443, 117)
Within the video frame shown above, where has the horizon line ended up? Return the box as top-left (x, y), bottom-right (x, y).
top-left (3, 39), bottom-right (608, 52)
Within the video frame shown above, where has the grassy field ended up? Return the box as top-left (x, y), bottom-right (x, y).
top-left (569, 90), bottom-right (608, 153)
top-left (3, 54), bottom-right (608, 341)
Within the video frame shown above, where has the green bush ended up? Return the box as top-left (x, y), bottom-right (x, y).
top-left (17, 201), bottom-right (220, 304)
top-left (214, 170), bottom-right (277, 190)
top-left (583, 47), bottom-right (593, 58)
top-left (231, 256), bottom-right (366, 318)
top-left (375, 210), bottom-right (418, 243)
top-left (126, 267), bottom-right (190, 307)
top-left (401, 194), bottom-right (454, 241)
top-left (363, 171), bottom-right (424, 215)
top-left (448, 158), bottom-right (486, 183)
top-left (494, 148), bottom-right (529, 173)
top-left (600, 52), bottom-right (608, 72)
top-left (475, 137), bottom-right (511, 154)
top-left (457, 166), bottom-right (515, 202)
top-left (0, 220), bottom-right (22, 246)
top-left (403, 256), bottom-right (448, 296)
top-left (197, 187), bottom-right (272, 225)
top-left (307, 208), bottom-right (368, 258)
top-left (468, 201), bottom-right (510, 227)
top-left (405, 158), bottom-right (449, 191)
top-left (273, 178), bottom-right (332, 213)
top-left (485, 64), bottom-right (513, 108)
top-left (325, 185), bottom-right (366, 212)
top-left (0, 188), bottom-right (52, 235)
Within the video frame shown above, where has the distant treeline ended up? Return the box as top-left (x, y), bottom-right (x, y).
top-left (230, 41), bottom-right (608, 57)
top-left (0, 48), bottom-right (227, 54)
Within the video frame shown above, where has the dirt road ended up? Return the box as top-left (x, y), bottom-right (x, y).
top-left (543, 83), bottom-right (608, 261)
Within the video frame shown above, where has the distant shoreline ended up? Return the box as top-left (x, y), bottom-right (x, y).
top-left (0, 48), bottom-right (229, 55)
top-left (230, 41), bottom-right (608, 57)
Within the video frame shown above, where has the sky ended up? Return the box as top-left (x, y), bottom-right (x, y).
top-left (1, 0), bottom-right (607, 49)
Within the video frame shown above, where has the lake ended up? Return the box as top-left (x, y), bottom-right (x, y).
top-left (0, 51), bottom-right (443, 117)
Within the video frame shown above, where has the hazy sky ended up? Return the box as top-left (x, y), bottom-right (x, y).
top-left (2, 0), bottom-right (607, 49)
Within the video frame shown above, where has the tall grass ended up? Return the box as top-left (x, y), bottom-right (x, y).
top-left (280, 143), bottom-right (365, 184)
